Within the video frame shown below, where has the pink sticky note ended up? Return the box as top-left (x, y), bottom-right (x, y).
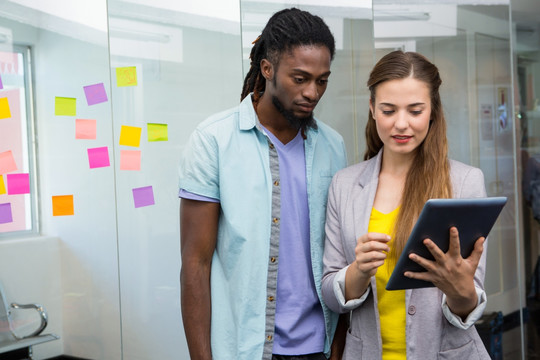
top-left (0, 150), bottom-right (17, 174)
top-left (7, 173), bottom-right (30, 194)
top-left (0, 203), bottom-right (13, 224)
top-left (76, 119), bottom-right (97, 139)
top-left (132, 186), bottom-right (155, 208)
top-left (120, 150), bottom-right (141, 171)
top-left (83, 83), bottom-right (108, 106)
top-left (87, 147), bottom-right (110, 169)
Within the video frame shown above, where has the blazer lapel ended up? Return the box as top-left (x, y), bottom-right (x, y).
top-left (352, 151), bottom-right (383, 241)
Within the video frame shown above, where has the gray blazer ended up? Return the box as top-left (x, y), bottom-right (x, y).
top-left (321, 151), bottom-right (491, 360)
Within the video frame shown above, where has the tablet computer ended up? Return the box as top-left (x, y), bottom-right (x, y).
top-left (386, 197), bottom-right (507, 291)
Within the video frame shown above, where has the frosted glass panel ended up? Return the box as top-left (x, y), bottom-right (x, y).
top-left (107, 0), bottom-right (243, 358)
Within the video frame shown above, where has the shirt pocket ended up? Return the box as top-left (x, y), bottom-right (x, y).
top-left (318, 171), bottom-right (334, 193)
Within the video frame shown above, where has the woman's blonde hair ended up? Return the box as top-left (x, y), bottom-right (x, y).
top-left (364, 50), bottom-right (452, 263)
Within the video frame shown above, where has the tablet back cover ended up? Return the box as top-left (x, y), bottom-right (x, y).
top-left (386, 197), bottom-right (507, 291)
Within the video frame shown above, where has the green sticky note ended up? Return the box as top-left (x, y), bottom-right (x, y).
top-left (55, 97), bottom-right (76, 116)
top-left (116, 66), bottom-right (138, 87)
top-left (147, 123), bottom-right (168, 142)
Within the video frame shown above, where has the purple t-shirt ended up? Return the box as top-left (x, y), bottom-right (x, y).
top-left (263, 128), bottom-right (325, 355)
top-left (179, 127), bottom-right (325, 355)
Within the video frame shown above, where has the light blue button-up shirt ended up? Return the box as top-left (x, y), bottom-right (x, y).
top-left (179, 95), bottom-right (347, 360)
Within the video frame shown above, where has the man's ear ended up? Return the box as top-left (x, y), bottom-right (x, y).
top-left (260, 59), bottom-right (274, 81)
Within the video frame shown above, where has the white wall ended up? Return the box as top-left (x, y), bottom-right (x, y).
top-left (0, 236), bottom-right (63, 359)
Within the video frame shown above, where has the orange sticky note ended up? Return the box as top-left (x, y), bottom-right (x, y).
top-left (0, 97), bottom-right (11, 119)
top-left (75, 119), bottom-right (97, 139)
top-left (52, 195), bottom-right (74, 216)
top-left (116, 66), bottom-right (137, 87)
top-left (120, 150), bottom-right (141, 171)
top-left (0, 175), bottom-right (6, 195)
top-left (0, 150), bottom-right (17, 174)
top-left (119, 125), bottom-right (142, 147)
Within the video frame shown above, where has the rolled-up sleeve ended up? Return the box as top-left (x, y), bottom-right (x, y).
top-left (333, 265), bottom-right (371, 310)
top-left (442, 287), bottom-right (487, 329)
top-left (178, 128), bottom-right (220, 200)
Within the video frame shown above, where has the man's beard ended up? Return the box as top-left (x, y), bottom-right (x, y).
top-left (272, 96), bottom-right (317, 131)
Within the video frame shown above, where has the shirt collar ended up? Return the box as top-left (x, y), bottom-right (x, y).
top-left (239, 94), bottom-right (258, 131)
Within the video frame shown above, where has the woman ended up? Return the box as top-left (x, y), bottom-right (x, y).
top-left (321, 50), bottom-right (490, 359)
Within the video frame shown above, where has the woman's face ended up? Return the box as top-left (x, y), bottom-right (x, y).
top-left (370, 77), bottom-right (432, 160)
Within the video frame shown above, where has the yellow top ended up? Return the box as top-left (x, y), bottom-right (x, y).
top-left (369, 207), bottom-right (406, 360)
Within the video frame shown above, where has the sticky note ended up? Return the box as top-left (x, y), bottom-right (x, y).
top-left (147, 123), bottom-right (168, 142)
top-left (119, 125), bottom-right (142, 147)
top-left (83, 83), bottom-right (108, 105)
top-left (132, 186), bottom-right (154, 208)
top-left (0, 203), bottom-right (13, 224)
top-left (0, 75), bottom-right (3, 90)
top-left (55, 97), bottom-right (76, 116)
top-left (0, 97), bottom-right (11, 119)
top-left (52, 195), bottom-right (74, 216)
top-left (0, 150), bottom-right (17, 174)
top-left (116, 66), bottom-right (137, 87)
top-left (7, 173), bottom-right (30, 194)
top-left (87, 146), bottom-right (110, 168)
top-left (120, 150), bottom-right (141, 171)
top-left (76, 119), bottom-right (97, 139)
top-left (0, 175), bottom-right (5, 195)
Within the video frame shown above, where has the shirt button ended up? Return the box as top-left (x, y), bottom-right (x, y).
top-left (269, 143), bottom-right (275, 149)
top-left (274, 180), bottom-right (279, 186)
top-left (268, 296), bottom-right (274, 302)
top-left (266, 334), bottom-right (273, 341)
top-left (408, 305), bottom-right (416, 315)
top-left (273, 217), bottom-right (279, 224)
top-left (270, 257), bottom-right (276, 263)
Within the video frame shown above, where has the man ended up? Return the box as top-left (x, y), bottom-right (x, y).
top-left (179, 8), bottom-right (347, 360)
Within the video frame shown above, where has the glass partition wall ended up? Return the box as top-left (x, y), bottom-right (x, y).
top-left (372, 2), bottom-right (523, 358)
top-left (0, 0), bottom-right (532, 359)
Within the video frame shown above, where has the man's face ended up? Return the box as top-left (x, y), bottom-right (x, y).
top-left (266, 45), bottom-right (331, 129)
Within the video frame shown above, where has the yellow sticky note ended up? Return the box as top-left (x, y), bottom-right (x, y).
top-left (0, 98), bottom-right (11, 119)
top-left (55, 97), bottom-right (76, 116)
top-left (147, 123), bottom-right (168, 142)
top-left (0, 175), bottom-right (6, 195)
top-left (119, 125), bottom-right (142, 147)
top-left (52, 195), bottom-right (74, 216)
top-left (116, 66), bottom-right (137, 87)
